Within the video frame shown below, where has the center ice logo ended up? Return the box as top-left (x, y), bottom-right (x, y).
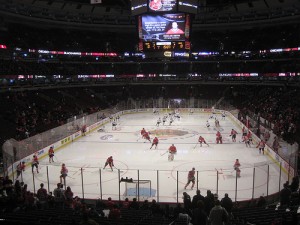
top-left (148, 129), bottom-right (189, 138)
top-left (100, 135), bottom-right (113, 140)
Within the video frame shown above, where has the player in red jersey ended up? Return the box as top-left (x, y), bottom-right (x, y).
top-left (103, 156), bottom-right (114, 171)
top-left (31, 154), bottom-right (39, 173)
top-left (48, 146), bottom-right (54, 163)
top-left (81, 125), bottom-right (87, 136)
top-left (247, 131), bottom-right (253, 144)
top-left (242, 126), bottom-right (247, 137)
top-left (150, 137), bottom-right (159, 149)
top-left (141, 128), bottom-right (146, 138)
top-left (168, 144), bottom-right (177, 161)
top-left (256, 140), bottom-right (266, 155)
top-left (60, 163), bottom-right (68, 184)
top-left (198, 136), bottom-right (209, 147)
top-left (16, 161), bottom-right (25, 179)
top-left (143, 132), bottom-right (151, 143)
top-left (230, 129), bottom-right (238, 142)
top-left (242, 135), bottom-right (251, 147)
top-left (234, 159), bottom-right (241, 177)
top-left (184, 167), bottom-right (196, 190)
top-left (216, 131), bottom-right (222, 144)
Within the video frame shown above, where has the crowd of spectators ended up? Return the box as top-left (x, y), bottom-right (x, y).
top-left (3, 173), bottom-right (300, 225)
top-left (227, 86), bottom-right (299, 144)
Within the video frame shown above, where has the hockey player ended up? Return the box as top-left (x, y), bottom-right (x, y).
top-left (198, 136), bottom-right (209, 147)
top-left (143, 132), bottom-right (151, 143)
top-left (169, 117), bottom-right (174, 126)
top-left (230, 129), bottom-right (238, 142)
top-left (16, 162), bottom-right (25, 179)
top-left (81, 125), bottom-right (87, 136)
top-left (31, 154), bottom-right (39, 173)
top-left (242, 126), bottom-right (247, 137)
top-left (112, 120), bottom-right (117, 130)
top-left (156, 118), bottom-right (161, 127)
top-left (247, 131), bottom-right (253, 144)
top-left (162, 116), bottom-right (167, 125)
top-left (141, 128), bottom-right (146, 139)
top-left (243, 135), bottom-right (251, 147)
top-left (216, 131), bottom-right (222, 144)
top-left (234, 159), bottom-right (241, 177)
top-left (60, 163), bottom-right (68, 184)
top-left (174, 112), bottom-right (181, 120)
top-left (184, 167), bottom-right (196, 190)
top-left (168, 144), bottom-right (177, 161)
top-left (150, 137), bottom-right (159, 149)
top-left (256, 140), bottom-right (266, 155)
top-left (215, 118), bottom-right (220, 127)
top-left (221, 111), bottom-right (226, 120)
top-left (189, 109), bottom-right (194, 115)
top-left (103, 156), bottom-right (114, 171)
top-left (48, 146), bottom-right (54, 163)
top-left (206, 121), bottom-right (210, 128)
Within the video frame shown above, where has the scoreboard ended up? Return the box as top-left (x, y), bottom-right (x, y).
top-left (143, 41), bottom-right (188, 51)
top-left (132, 0), bottom-right (197, 55)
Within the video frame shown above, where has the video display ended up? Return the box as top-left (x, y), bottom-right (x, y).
top-left (148, 0), bottom-right (177, 12)
top-left (140, 13), bottom-right (186, 42)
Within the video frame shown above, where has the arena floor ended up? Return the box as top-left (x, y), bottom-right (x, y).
top-left (20, 111), bottom-right (288, 203)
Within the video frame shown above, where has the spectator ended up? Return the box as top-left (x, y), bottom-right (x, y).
top-left (129, 198), bottom-right (139, 210)
top-left (280, 182), bottom-right (291, 207)
top-left (122, 198), bottom-right (130, 209)
top-left (140, 200), bottom-right (149, 210)
top-left (36, 183), bottom-right (48, 209)
top-left (192, 190), bottom-right (205, 209)
top-left (64, 186), bottom-right (74, 208)
top-left (289, 176), bottom-right (299, 192)
top-left (257, 196), bottom-right (267, 208)
top-left (106, 197), bottom-right (114, 210)
top-left (108, 204), bottom-right (121, 220)
top-left (221, 193), bottom-right (233, 214)
top-left (53, 183), bottom-right (64, 206)
top-left (191, 200), bottom-right (208, 225)
top-left (204, 190), bottom-right (215, 215)
top-left (183, 192), bottom-right (192, 213)
top-left (209, 200), bottom-right (228, 225)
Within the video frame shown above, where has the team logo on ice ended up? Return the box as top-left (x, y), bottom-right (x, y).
top-left (100, 135), bottom-right (113, 140)
top-left (148, 129), bottom-right (189, 138)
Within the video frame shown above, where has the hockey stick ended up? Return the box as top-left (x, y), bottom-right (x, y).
top-left (193, 143), bottom-right (199, 149)
top-left (160, 151), bottom-right (168, 156)
top-left (54, 155), bottom-right (59, 162)
top-left (67, 175), bottom-right (76, 179)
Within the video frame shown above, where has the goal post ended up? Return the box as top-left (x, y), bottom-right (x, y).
top-left (121, 179), bottom-right (154, 200)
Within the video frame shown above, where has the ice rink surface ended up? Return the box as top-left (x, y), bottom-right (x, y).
top-left (21, 111), bottom-right (288, 203)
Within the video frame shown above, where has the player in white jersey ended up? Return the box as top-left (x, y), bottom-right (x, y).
top-left (156, 118), bottom-right (161, 127)
top-left (169, 117), bottom-right (174, 126)
top-left (221, 111), bottom-right (226, 120)
top-left (112, 120), bottom-right (117, 130)
top-left (206, 121), bottom-right (210, 129)
top-left (162, 116), bottom-right (167, 125)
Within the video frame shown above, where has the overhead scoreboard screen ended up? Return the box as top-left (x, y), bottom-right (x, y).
top-left (148, 0), bottom-right (177, 12)
top-left (133, 0), bottom-right (197, 53)
top-left (138, 13), bottom-right (190, 51)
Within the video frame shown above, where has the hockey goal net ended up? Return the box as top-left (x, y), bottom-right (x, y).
top-left (122, 179), bottom-right (152, 200)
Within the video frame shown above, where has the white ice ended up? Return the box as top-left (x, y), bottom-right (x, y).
top-left (19, 111), bottom-right (288, 203)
